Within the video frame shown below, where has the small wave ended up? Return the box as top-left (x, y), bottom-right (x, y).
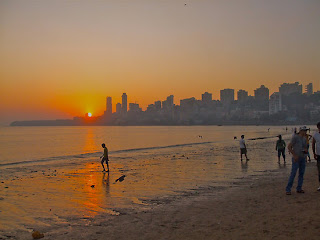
top-left (0, 135), bottom-right (281, 168)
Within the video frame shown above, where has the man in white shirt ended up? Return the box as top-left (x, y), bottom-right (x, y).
top-left (239, 135), bottom-right (249, 161)
top-left (312, 122), bottom-right (320, 191)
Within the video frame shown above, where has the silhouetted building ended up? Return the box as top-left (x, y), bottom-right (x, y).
top-left (154, 101), bottom-right (161, 110)
top-left (237, 90), bottom-right (248, 102)
top-left (254, 85), bottom-right (269, 101)
top-left (106, 96), bottom-right (112, 115)
top-left (305, 83), bottom-right (313, 96)
top-left (279, 82), bottom-right (302, 96)
top-left (129, 103), bottom-right (141, 112)
top-left (122, 93), bottom-right (127, 113)
top-left (220, 89), bottom-right (234, 104)
top-left (116, 103), bottom-right (121, 114)
top-left (201, 92), bottom-right (212, 104)
top-left (269, 92), bottom-right (282, 115)
top-left (162, 95), bottom-right (174, 111)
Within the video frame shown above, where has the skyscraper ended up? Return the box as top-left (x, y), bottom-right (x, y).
top-left (279, 82), bottom-right (302, 96)
top-left (237, 90), bottom-right (248, 102)
top-left (122, 93), bottom-right (127, 113)
top-left (220, 89), bottom-right (234, 104)
top-left (305, 83), bottom-right (313, 96)
top-left (269, 92), bottom-right (282, 115)
top-left (254, 85), bottom-right (269, 101)
top-left (106, 96), bottom-right (112, 115)
top-left (116, 103), bottom-right (121, 114)
top-left (202, 92), bottom-right (212, 104)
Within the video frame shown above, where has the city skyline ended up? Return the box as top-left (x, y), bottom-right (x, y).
top-left (1, 0), bottom-right (320, 124)
top-left (94, 81), bottom-right (313, 116)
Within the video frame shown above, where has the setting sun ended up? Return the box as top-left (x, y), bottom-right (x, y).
top-left (87, 113), bottom-right (92, 117)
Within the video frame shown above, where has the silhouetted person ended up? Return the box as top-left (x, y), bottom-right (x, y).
top-left (305, 129), bottom-right (312, 162)
top-left (276, 135), bottom-right (286, 163)
top-left (312, 122), bottom-right (320, 191)
top-left (286, 126), bottom-right (308, 195)
top-left (100, 143), bottom-right (109, 172)
top-left (239, 135), bottom-right (249, 161)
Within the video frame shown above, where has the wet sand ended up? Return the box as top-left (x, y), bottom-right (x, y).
top-left (1, 138), bottom-right (320, 239)
top-left (47, 164), bottom-right (320, 240)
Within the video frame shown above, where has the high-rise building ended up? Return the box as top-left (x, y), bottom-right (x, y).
top-left (129, 103), bottom-right (141, 112)
top-left (116, 103), bottom-right (121, 114)
top-left (154, 101), bottom-right (161, 110)
top-left (269, 92), bottom-right (282, 115)
top-left (254, 85), bottom-right (269, 101)
top-left (220, 89), bottom-right (234, 104)
top-left (305, 83), bottom-right (313, 96)
top-left (201, 92), bottom-right (212, 104)
top-left (106, 97), bottom-right (112, 115)
top-left (122, 93), bottom-right (127, 113)
top-left (237, 90), bottom-right (248, 102)
top-left (279, 82), bottom-right (302, 96)
top-left (162, 95), bottom-right (174, 110)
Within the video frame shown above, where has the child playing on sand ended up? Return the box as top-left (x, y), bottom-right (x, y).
top-left (100, 143), bottom-right (109, 172)
top-left (239, 135), bottom-right (249, 161)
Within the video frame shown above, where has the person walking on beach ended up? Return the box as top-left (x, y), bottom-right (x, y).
top-left (100, 143), bottom-right (109, 172)
top-left (285, 126), bottom-right (308, 195)
top-left (312, 122), bottom-right (320, 191)
top-left (305, 129), bottom-right (312, 162)
top-left (276, 135), bottom-right (286, 163)
top-left (239, 135), bottom-right (249, 161)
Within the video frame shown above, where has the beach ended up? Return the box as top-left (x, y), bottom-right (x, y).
top-left (1, 127), bottom-right (319, 239)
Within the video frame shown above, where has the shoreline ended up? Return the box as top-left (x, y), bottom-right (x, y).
top-left (1, 137), bottom-right (319, 239)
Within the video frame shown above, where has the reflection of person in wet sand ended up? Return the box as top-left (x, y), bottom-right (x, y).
top-left (100, 143), bottom-right (109, 172)
top-left (102, 172), bottom-right (110, 194)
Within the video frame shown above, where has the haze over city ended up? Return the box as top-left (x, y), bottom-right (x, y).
top-left (1, 0), bottom-right (320, 125)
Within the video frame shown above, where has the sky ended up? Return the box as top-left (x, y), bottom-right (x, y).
top-left (1, 0), bottom-right (320, 124)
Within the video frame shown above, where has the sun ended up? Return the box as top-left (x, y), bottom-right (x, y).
top-left (87, 112), bottom-right (92, 117)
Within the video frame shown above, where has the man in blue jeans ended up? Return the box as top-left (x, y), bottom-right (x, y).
top-left (286, 126), bottom-right (308, 195)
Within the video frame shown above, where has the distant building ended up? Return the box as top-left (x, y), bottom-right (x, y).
top-left (201, 92), bottom-right (212, 104)
top-left (305, 83), bottom-right (313, 96)
top-left (220, 89), bottom-right (234, 104)
top-left (106, 96), bottom-right (112, 115)
top-left (279, 82), bottom-right (302, 96)
top-left (162, 95), bottom-right (174, 111)
top-left (116, 103), bottom-right (122, 114)
top-left (269, 92), bottom-right (282, 115)
top-left (180, 97), bottom-right (197, 109)
top-left (129, 103), bottom-right (141, 112)
top-left (254, 85), bottom-right (269, 101)
top-left (122, 93), bottom-right (127, 113)
top-left (237, 89), bottom-right (248, 102)
top-left (154, 101), bottom-right (161, 110)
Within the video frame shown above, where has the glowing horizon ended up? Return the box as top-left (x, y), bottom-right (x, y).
top-left (1, 0), bottom-right (320, 124)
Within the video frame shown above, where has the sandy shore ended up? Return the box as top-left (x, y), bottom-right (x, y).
top-left (39, 163), bottom-right (319, 240)
top-left (1, 137), bottom-right (320, 240)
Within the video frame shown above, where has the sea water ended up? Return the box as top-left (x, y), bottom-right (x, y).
top-left (0, 125), bottom-right (299, 236)
top-left (0, 125), bottom-right (293, 166)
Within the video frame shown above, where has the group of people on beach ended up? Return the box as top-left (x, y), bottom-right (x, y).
top-left (239, 123), bottom-right (320, 195)
top-left (100, 122), bottom-right (320, 196)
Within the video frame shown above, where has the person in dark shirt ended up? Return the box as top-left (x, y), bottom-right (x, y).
top-left (100, 143), bottom-right (109, 172)
top-left (276, 135), bottom-right (286, 163)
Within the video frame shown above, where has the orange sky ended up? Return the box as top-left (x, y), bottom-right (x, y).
top-left (1, 0), bottom-right (320, 124)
